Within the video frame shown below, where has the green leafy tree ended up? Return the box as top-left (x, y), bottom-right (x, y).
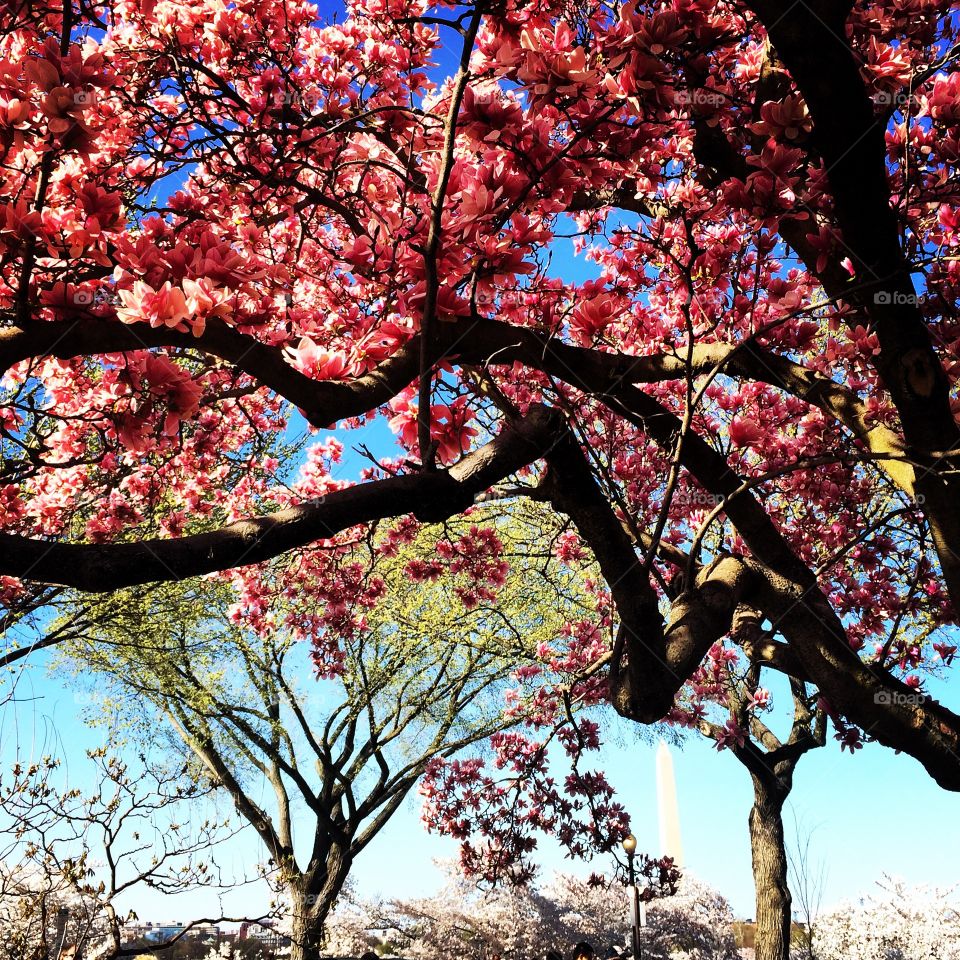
top-left (57, 506), bottom-right (599, 960)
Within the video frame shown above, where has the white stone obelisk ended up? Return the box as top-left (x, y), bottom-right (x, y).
top-left (656, 739), bottom-right (684, 867)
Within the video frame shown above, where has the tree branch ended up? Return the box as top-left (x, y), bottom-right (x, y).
top-left (0, 405), bottom-right (562, 589)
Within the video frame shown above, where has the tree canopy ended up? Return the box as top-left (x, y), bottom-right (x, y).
top-left (1, 0), bottom-right (960, 791)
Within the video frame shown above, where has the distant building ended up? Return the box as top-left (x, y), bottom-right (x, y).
top-left (121, 920), bottom-right (226, 943)
top-left (146, 922), bottom-right (186, 942)
top-left (120, 922), bottom-right (152, 943)
top-left (238, 918), bottom-right (290, 948)
top-left (189, 923), bottom-right (221, 941)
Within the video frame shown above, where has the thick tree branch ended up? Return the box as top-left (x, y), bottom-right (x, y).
top-left (0, 318), bottom-right (421, 430)
top-left (537, 427), bottom-right (751, 722)
top-left (0, 405), bottom-right (563, 590)
top-left (731, 602), bottom-right (808, 681)
top-left (1, 315), bottom-right (911, 490)
top-left (744, 3), bottom-right (960, 606)
top-left (747, 563), bottom-right (960, 790)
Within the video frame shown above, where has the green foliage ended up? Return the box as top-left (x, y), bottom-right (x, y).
top-left (49, 501), bottom-right (603, 902)
top-left (59, 501), bottom-right (595, 749)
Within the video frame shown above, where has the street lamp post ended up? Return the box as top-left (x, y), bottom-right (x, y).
top-left (622, 834), bottom-right (642, 959)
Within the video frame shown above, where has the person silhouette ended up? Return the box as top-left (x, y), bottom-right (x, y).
top-left (546, 952), bottom-right (563, 960)
top-left (571, 943), bottom-right (595, 960)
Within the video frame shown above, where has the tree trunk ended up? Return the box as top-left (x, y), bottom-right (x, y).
top-left (287, 848), bottom-right (353, 960)
top-left (286, 891), bottom-right (326, 960)
top-left (749, 774), bottom-right (791, 960)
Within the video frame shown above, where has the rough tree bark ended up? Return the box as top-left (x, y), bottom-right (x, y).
top-left (699, 611), bottom-right (822, 960)
top-left (749, 772), bottom-right (793, 960)
top-left (275, 844), bottom-right (354, 960)
top-left (287, 900), bottom-right (324, 960)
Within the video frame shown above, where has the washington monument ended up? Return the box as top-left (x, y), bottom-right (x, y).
top-left (656, 739), bottom-right (684, 867)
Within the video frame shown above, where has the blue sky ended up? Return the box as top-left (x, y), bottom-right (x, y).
top-left (5, 657), bottom-right (960, 924)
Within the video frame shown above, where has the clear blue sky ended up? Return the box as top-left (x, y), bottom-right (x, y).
top-left (5, 660), bottom-right (960, 924)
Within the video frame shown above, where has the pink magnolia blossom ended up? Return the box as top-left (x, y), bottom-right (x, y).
top-left (284, 338), bottom-right (352, 380)
top-left (116, 281), bottom-right (191, 333)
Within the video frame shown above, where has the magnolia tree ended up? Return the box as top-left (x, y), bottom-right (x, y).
top-left (4, 0), bottom-right (960, 881)
top-left (811, 876), bottom-right (960, 960)
top-left (323, 865), bottom-right (736, 959)
top-left (0, 745), bottom-right (249, 960)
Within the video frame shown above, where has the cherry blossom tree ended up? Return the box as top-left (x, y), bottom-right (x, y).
top-left (811, 876), bottom-right (960, 960)
top-left (2, 0), bottom-right (960, 810)
top-left (322, 865), bottom-right (737, 959)
top-left (632, 876), bottom-right (740, 960)
top-left (0, 857), bottom-right (98, 960)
